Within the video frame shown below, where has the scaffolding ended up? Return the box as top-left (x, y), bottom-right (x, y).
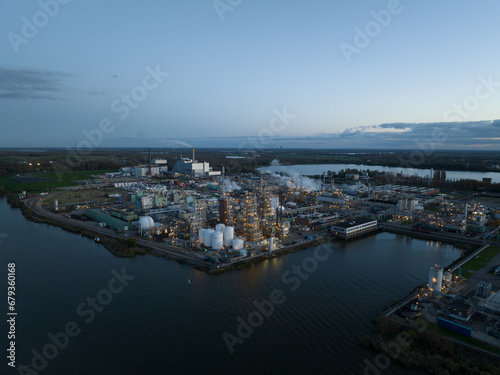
top-left (190, 199), bottom-right (207, 247)
top-left (243, 193), bottom-right (263, 242)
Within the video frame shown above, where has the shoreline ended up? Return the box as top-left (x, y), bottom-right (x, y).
top-left (7, 194), bottom-right (331, 274)
top-left (363, 232), bottom-right (500, 373)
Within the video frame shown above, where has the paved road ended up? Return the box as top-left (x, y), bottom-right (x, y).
top-left (380, 222), bottom-right (484, 246)
top-left (24, 194), bottom-right (213, 269)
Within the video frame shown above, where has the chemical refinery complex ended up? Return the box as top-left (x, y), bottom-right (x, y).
top-left (32, 150), bottom-right (500, 269)
top-left (18, 150), bottom-right (500, 354)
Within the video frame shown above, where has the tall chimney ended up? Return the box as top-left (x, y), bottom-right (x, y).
top-left (148, 148), bottom-right (151, 175)
top-left (192, 148), bottom-right (195, 162)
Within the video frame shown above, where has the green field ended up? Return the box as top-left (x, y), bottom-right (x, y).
top-left (417, 319), bottom-right (500, 356)
top-left (460, 246), bottom-right (500, 278)
top-left (0, 170), bottom-right (113, 193)
top-left (0, 155), bottom-right (104, 162)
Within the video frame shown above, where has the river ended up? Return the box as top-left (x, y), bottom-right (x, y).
top-left (0, 198), bottom-right (463, 374)
top-left (258, 164), bottom-right (500, 183)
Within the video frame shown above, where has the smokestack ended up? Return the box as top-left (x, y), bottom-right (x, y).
top-left (192, 148), bottom-right (195, 162)
top-left (148, 148), bottom-right (151, 175)
top-left (222, 167), bottom-right (225, 195)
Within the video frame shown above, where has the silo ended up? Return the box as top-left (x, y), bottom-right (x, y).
top-left (477, 281), bottom-right (484, 296)
top-left (215, 223), bottom-right (225, 233)
top-left (212, 231), bottom-right (224, 250)
top-left (233, 238), bottom-right (244, 250)
top-left (203, 229), bottom-right (215, 247)
top-left (428, 264), bottom-right (443, 292)
top-left (482, 282), bottom-right (492, 297)
top-left (198, 228), bottom-right (206, 242)
top-left (442, 271), bottom-right (452, 284)
top-left (223, 226), bottom-right (234, 247)
top-left (269, 237), bottom-right (275, 251)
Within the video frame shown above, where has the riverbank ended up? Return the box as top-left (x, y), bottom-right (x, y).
top-left (9, 194), bottom-right (331, 274)
top-left (362, 316), bottom-right (500, 375)
top-left (362, 232), bottom-right (500, 373)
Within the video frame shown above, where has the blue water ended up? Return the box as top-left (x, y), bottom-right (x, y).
top-left (258, 163), bottom-right (500, 183)
top-left (0, 198), bottom-right (462, 374)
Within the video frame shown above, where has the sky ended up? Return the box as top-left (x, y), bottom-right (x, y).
top-left (1, 0), bottom-right (500, 149)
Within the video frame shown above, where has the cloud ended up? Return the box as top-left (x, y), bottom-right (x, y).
top-left (267, 121), bottom-right (500, 149)
top-left (0, 67), bottom-right (107, 101)
top-left (0, 67), bottom-right (73, 100)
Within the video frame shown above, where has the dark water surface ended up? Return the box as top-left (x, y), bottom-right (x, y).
top-left (0, 198), bottom-right (462, 374)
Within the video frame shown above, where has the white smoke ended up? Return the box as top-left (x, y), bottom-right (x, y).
top-left (265, 160), bottom-right (321, 191)
top-left (223, 178), bottom-right (241, 192)
top-left (159, 139), bottom-right (194, 148)
top-left (270, 159), bottom-right (281, 167)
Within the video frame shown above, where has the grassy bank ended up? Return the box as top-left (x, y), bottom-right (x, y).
top-left (460, 246), bottom-right (500, 278)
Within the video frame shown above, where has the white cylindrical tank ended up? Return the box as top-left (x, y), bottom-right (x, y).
top-left (212, 231), bottom-right (224, 250)
top-left (223, 226), bottom-right (234, 247)
top-left (203, 229), bottom-right (214, 247)
top-left (198, 228), bottom-right (206, 242)
top-left (443, 271), bottom-right (452, 284)
top-left (233, 238), bottom-right (244, 250)
top-left (428, 264), bottom-right (443, 292)
top-left (215, 223), bottom-right (225, 232)
top-left (269, 237), bottom-right (275, 251)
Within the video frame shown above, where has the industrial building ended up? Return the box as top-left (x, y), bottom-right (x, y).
top-left (172, 149), bottom-right (221, 177)
top-left (84, 209), bottom-right (130, 232)
top-left (330, 218), bottom-right (378, 240)
top-left (443, 299), bottom-right (474, 321)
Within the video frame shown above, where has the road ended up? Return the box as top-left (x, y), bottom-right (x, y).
top-left (24, 194), bottom-right (213, 269)
top-left (379, 222), bottom-right (484, 246)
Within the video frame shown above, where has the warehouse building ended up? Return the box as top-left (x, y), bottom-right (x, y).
top-left (84, 209), bottom-right (130, 232)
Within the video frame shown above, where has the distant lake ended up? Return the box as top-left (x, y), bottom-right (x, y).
top-left (258, 163), bottom-right (500, 183)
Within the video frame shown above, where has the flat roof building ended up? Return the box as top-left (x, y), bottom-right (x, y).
top-left (84, 209), bottom-right (130, 232)
top-left (331, 218), bottom-right (377, 240)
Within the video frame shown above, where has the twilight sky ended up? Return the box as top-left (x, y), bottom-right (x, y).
top-left (1, 0), bottom-right (500, 149)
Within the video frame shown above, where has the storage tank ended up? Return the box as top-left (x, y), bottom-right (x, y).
top-left (269, 237), bottom-right (275, 252)
top-left (198, 228), bottom-right (206, 242)
top-left (203, 229), bottom-right (215, 247)
top-left (233, 238), bottom-right (244, 250)
top-left (215, 223), bottom-right (225, 232)
top-left (212, 231), bottom-right (224, 250)
top-left (138, 216), bottom-right (154, 234)
top-left (428, 264), bottom-right (443, 292)
top-left (223, 226), bottom-right (234, 247)
top-left (442, 271), bottom-right (452, 284)
top-left (239, 249), bottom-right (248, 257)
